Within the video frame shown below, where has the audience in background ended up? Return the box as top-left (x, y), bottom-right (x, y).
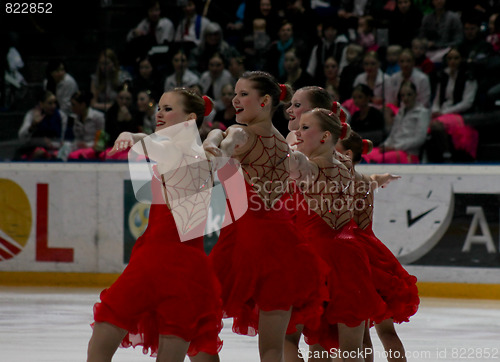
top-left (6, 0), bottom-right (500, 164)
top-left (198, 52), bottom-right (234, 111)
top-left (66, 91), bottom-right (105, 161)
top-left (363, 81), bottom-right (430, 164)
top-left (125, 0), bottom-right (174, 65)
top-left (349, 84), bottom-right (385, 146)
top-left (16, 90), bottom-right (67, 160)
top-left (90, 48), bottom-right (132, 113)
top-left (43, 59), bottom-right (78, 115)
top-left (163, 49), bottom-right (200, 92)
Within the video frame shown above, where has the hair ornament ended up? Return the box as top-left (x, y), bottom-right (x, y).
top-left (340, 122), bottom-right (348, 140)
top-left (362, 139), bottom-right (370, 154)
top-left (202, 95), bottom-right (213, 116)
top-left (279, 84), bottom-right (287, 101)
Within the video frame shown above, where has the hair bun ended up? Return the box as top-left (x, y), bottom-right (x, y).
top-left (331, 101), bottom-right (348, 123)
top-left (361, 139), bottom-right (373, 154)
top-left (202, 95), bottom-right (213, 116)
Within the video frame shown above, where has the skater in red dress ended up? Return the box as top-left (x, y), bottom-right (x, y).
top-left (337, 132), bottom-right (419, 362)
top-left (87, 88), bottom-right (223, 362)
top-left (288, 108), bottom-right (388, 362)
top-left (203, 71), bottom-right (328, 362)
top-left (284, 86), bottom-right (387, 362)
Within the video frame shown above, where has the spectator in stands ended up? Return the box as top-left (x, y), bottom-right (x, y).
top-left (431, 48), bottom-right (478, 117)
top-left (419, 0), bottom-right (463, 60)
top-left (363, 81), bottom-right (430, 163)
top-left (188, 21), bottom-right (240, 75)
top-left (322, 56), bottom-right (341, 101)
top-left (281, 47), bottom-right (316, 90)
top-left (3, 31), bottom-right (26, 111)
top-left (487, 13), bottom-right (500, 52)
top-left (131, 55), bottom-right (162, 101)
top-left (458, 14), bottom-right (494, 63)
top-left (282, 0), bottom-right (318, 47)
top-left (353, 51), bottom-right (391, 108)
top-left (163, 49), bottom-right (200, 92)
top-left (388, 0), bottom-right (423, 49)
top-left (212, 83), bottom-right (236, 129)
top-left (337, 0), bottom-right (373, 35)
top-left (243, 0), bottom-right (282, 42)
top-left (90, 48), bottom-right (132, 113)
top-left (104, 85), bottom-right (140, 146)
top-left (306, 19), bottom-right (348, 83)
top-left (125, 0), bottom-right (174, 65)
top-left (228, 55), bottom-right (247, 82)
top-left (66, 91), bottom-right (105, 161)
top-left (350, 84), bottom-right (386, 145)
top-left (242, 18), bottom-right (271, 71)
top-left (174, 0), bottom-right (211, 51)
top-left (199, 52), bottom-right (234, 111)
top-left (43, 59), bottom-right (79, 116)
top-left (356, 15), bottom-right (378, 52)
top-left (16, 90), bottom-right (67, 160)
top-left (385, 44), bottom-right (402, 75)
top-left (135, 89), bottom-right (157, 135)
top-left (264, 20), bottom-right (302, 80)
top-left (411, 37), bottom-right (436, 76)
top-left (387, 48), bottom-right (431, 108)
top-left (338, 43), bottom-right (364, 102)
top-left (426, 48), bottom-right (479, 163)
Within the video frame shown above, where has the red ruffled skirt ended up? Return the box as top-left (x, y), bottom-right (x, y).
top-left (301, 217), bottom-right (388, 351)
top-left (93, 203), bottom-right (223, 357)
top-left (209, 185), bottom-right (328, 336)
top-left (353, 224), bottom-right (420, 324)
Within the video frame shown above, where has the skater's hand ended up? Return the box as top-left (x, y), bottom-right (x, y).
top-left (109, 132), bottom-right (134, 155)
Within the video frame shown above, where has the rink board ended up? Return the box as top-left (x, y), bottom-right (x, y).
top-left (0, 163), bottom-right (499, 299)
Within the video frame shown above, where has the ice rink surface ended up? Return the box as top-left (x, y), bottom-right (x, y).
top-left (1, 286), bottom-right (500, 362)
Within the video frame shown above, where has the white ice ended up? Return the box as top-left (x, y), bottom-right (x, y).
top-left (1, 287), bottom-right (499, 362)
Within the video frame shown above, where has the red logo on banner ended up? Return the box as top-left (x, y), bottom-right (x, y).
top-left (36, 184), bottom-right (74, 262)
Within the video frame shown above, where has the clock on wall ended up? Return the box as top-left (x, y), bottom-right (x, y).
top-left (372, 175), bottom-right (454, 264)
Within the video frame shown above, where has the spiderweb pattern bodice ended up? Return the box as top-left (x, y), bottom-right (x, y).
top-left (352, 175), bottom-right (374, 230)
top-left (153, 155), bottom-right (212, 236)
top-left (237, 133), bottom-right (291, 209)
top-left (298, 162), bottom-right (353, 230)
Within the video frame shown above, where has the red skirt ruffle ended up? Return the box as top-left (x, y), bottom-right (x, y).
top-left (209, 201), bottom-right (328, 337)
top-left (354, 225), bottom-right (420, 324)
top-left (93, 204), bottom-right (223, 357)
top-left (302, 219), bottom-right (388, 351)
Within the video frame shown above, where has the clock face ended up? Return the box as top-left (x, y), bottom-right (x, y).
top-left (372, 175), bottom-right (454, 264)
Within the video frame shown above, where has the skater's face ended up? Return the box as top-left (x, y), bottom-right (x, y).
top-left (287, 89), bottom-right (313, 131)
top-left (295, 112), bottom-right (326, 156)
top-left (232, 78), bottom-right (268, 125)
top-left (156, 92), bottom-right (191, 130)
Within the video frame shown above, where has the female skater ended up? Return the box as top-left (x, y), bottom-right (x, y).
top-left (284, 86), bottom-right (356, 362)
top-left (202, 71), bottom-right (328, 362)
top-left (289, 108), bottom-right (387, 362)
top-left (337, 132), bottom-right (420, 362)
top-left (87, 88), bottom-right (223, 362)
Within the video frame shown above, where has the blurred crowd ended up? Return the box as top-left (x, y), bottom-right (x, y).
top-left (3, 0), bottom-right (500, 163)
